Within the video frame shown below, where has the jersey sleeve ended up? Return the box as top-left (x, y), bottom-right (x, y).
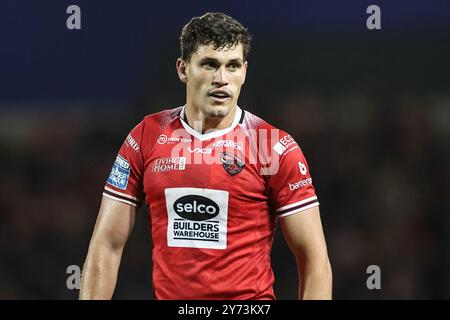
top-left (102, 120), bottom-right (145, 207)
top-left (266, 131), bottom-right (319, 218)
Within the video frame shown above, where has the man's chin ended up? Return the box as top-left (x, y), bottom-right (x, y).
top-left (205, 104), bottom-right (232, 118)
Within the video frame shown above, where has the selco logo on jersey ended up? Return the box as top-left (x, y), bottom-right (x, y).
top-left (165, 188), bottom-right (229, 250)
top-left (174, 195), bottom-right (220, 221)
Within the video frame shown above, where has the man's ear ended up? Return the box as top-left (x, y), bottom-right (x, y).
top-left (176, 58), bottom-right (189, 83)
top-left (241, 61), bottom-right (248, 85)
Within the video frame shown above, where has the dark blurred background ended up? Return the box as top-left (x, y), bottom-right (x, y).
top-left (1, 0), bottom-right (449, 299)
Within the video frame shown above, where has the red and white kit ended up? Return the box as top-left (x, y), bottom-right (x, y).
top-left (103, 106), bottom-right (319, 299)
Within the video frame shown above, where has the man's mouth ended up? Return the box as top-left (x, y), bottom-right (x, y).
top-left (208, 90), bottom-right (231, 101)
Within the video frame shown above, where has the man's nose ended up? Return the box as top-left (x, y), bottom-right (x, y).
top-left (212, 66), bottom-right (228, 86)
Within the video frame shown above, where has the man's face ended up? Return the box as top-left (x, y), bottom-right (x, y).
top-left (179, 43), bottom-right (247, 119)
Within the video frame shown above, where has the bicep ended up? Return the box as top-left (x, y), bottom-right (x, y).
top-left (279, 206), bottom-right (328, 261)
top-left (91, 196), bottom-right (137, 252)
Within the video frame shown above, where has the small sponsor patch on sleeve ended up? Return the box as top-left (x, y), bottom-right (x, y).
top-left (107, 155), bottom-right (130, 190)
top-left (273, 142), bottom-right (287, 155)
top-left (273, 134), bottom-right (298, 156)
top-left (125, 134), bottom-right (140, 151)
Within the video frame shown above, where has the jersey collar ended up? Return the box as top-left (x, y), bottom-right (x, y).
top-left (179, 105), bottom-right (243, 141)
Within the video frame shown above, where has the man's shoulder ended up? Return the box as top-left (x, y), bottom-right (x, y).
top-left (127, 106), bottom-right (182, 133)
top-left (126, 106), bottom-right (182, 141)
top-left (241, 109), bottom-right (298, 153)
top-left (241, 108), bottom-right (283, 131)
top-left (141, 106), bottom-right (183, 127)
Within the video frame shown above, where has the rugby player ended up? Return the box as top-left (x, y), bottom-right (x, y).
top-left (80, 12), bottom-right (332, 300)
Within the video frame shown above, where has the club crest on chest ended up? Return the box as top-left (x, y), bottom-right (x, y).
top-left (220, 152), bottom-right (244, 176)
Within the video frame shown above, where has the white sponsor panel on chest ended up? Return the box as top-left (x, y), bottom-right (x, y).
top-left (165, 188), bottom-right (229, 249)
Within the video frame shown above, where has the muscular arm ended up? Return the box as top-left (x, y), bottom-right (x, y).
top-left (79, 196), bottom-right (136, 299)
top-left (280, 206), bottom-right (332, 300)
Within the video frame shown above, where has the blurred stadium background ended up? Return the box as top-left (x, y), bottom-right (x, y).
top-left (1, 0), bottom-right (449, 299)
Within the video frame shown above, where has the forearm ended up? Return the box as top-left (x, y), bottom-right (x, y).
top-left (298, 258), bottom-right (332, 300)
top-left (79, 243), bottom-right (122, 300)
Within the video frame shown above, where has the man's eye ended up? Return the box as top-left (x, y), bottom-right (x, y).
top-left (202, 62), bottom-right (216, 69)
top-left (227, 64), bottom-right (241, 70)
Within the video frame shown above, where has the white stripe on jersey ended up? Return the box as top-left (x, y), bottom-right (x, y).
top-left (105, 186), bottom-right (139, 201)
top-left (103, 192), bottom-right (138, 207)
top-left (276, 196), bottom-right (318, 212)
top-left (277, 202), bottom-right (320, 218)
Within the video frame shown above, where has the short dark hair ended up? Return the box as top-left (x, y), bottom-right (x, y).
top-left (180, 12), bottom-right (252, 62)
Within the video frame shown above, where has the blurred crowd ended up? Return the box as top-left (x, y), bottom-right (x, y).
top-left (1, 90), bottom-right (449, 299)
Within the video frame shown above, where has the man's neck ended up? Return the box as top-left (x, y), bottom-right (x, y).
top-left (184, 105), bottom-right (237, 134)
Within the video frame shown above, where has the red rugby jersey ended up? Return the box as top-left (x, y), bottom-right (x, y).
top-left (103, 106), bottom-right (319, 299)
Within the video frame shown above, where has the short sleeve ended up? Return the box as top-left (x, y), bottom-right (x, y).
top-left (103, 120), bottom-right (145, 207)
top-left (266, 131), bottom-right (319, 218)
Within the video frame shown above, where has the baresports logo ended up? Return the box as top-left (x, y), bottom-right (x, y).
top-left (220, 152), bottom-right (245, 175)
top-left (288, 178), bottom-right (313, 191)
top-left (298, 162), bottom-right (307, 175)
